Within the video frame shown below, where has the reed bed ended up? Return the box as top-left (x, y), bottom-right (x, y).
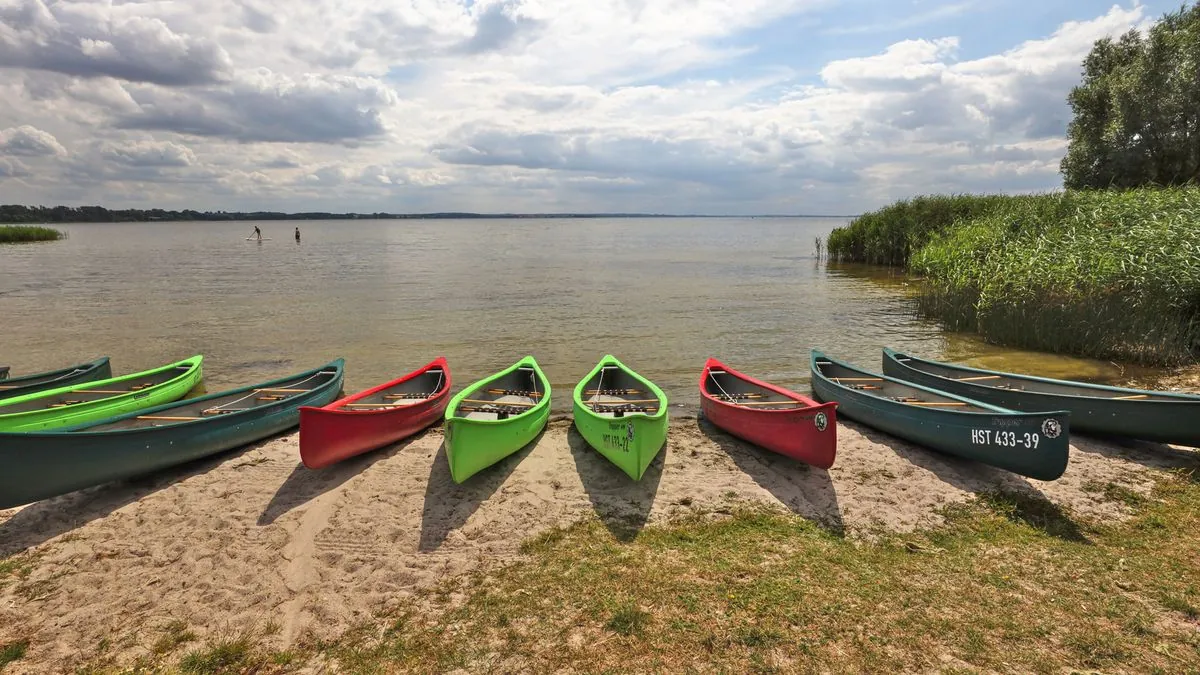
top-left (0, 226), bottom-right (65, 243)
top-left (828, 189), bottom-right (1200, 365)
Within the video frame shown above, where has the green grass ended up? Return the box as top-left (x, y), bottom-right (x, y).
top-left (290, 474), bottom-right (1199, 673)
top-left (827, 188), bottom-right (1200, 365)
top-left (0, 640), bottom-right (29, 669)
top-left (151, 620), bottom-right (197, 656)
top-left (0, 225), bottom-right (64, 243)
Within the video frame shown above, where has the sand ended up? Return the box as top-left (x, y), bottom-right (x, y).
top-left (1, 417), bottom-right (1197, 672)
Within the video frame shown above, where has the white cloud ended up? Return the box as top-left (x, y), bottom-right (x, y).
top-left (0, 124), bottom-right (67, 157)
top-left (0, 1), bottom-right (1153, 213)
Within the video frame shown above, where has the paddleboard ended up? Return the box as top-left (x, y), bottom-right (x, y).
top-left (246, 237), bottom-right (272, 241)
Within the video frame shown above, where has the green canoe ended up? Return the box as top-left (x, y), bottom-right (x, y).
top-left (0, 360), bottom-right (342, 509)
top-left (0, 356), bottom-right (203, 432)
top-left (0, 357), bottom-right (112, 401)
top-left (444, 356), bottom-right (551, 483)
top-left (572, 355), bottom-right (668, 480)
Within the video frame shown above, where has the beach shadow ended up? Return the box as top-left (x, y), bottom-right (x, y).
top-left (567, 424), bottom-right (664, 543)
top-left (417, 428), bottom-right (543, 552)
top-left (696, 416), bottom-right (844, 536)
top-left (1069, 434), bottom-right (1200, 481)
top-left (257, 436), bottom-right (415, 526)
top-left (841, 419), bottom-right (1090, 544)
top-left (0, 442), bottom-right (259, 558)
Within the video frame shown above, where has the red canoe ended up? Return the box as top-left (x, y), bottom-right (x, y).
top-left (299, 357), bottom-right (451, 469)
top-left (699, 357), bottom-right (838, 468)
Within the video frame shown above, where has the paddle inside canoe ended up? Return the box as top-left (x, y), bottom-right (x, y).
top-left (0, 356), bottom-right (203, 432)
top-left (444, 356), bottom-right (550, 483)
top-left (573, 355), bottom-right (668, 480)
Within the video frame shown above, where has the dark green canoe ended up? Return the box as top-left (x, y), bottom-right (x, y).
top-left (0, 357), bottom-right (112, 401)
top-left (0, 359), bottom-right (344, 509)
top-left (883, 347), bottom-right (1200, 447)
top-left (811, 350), bottom-right (1071, 480)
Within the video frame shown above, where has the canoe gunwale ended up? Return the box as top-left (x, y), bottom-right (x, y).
top-left (699, 357), bottom-right (830, 414)
top-left (573, 354), bottom-right (668, 421)
top-left (41, 359), bottom-right (345, 436)
top-left (883, 347), bottom-right (1200, 403)
top-left (310, 356), bottom-right (451, 415)
top-left (445, 356), bottom-right (551, 427)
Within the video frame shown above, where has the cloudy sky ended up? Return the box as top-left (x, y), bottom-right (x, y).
top-left (0, 0), bottom-right (1170, 214)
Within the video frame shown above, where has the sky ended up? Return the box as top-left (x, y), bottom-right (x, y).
top-left (0, 0), bottom-right (1176, 215)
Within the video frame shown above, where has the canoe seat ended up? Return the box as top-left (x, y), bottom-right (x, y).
top-left (384, 392), bottom-right (430, 400)
top-left (257, 395), bottom-right (285, 401)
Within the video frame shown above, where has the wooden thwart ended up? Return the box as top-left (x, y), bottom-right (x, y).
top-left (832, 377), bottom-right (883, 382)
top-left (590, 398), bottom-right (658, 405)
top-left (463, 398), bottom-right (536, 407)
top-left (343, 403), bottom-right (403, 408)
top-left (137, 415), bottom-right (202, 421)
top-left (724, 400), bottom-right (803, 407)
top-left (955, 375), bottom-right (1002, 382)
top-left (1113, 394), bottom-right (1150, 400)
top-left (70, 389), bottom-right (131, 395)
top-left (486, 388), bottom-right (543, 398)
top-left (585, 388), bottom-right (642, 395)
top-left (255, 388), bottom-right (310, 393)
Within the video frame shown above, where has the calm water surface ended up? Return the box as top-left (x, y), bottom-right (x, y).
top-left (0, 218), bottom-right (1159, 413)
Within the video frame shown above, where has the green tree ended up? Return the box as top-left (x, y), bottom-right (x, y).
top-left (1061, 2), bottom-right (1200, 188)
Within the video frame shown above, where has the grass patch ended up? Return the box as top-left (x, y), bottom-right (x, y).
top-left (827, 188), bottom-right (1200, 365)
top-left (178, 635), bottom-right (258, 674)
top-left (0, 640), bottom-right (29, 669)
top-left (605, 601), bottom-right (650, 636)
top-left (303, 477), bottom-right (1199, 673)
top-left (152, 620), bottom-right (197, 655)
top-left (0, 225), bottom-right (64, 243)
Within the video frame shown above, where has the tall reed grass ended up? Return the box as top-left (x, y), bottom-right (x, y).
top-left (829, 189), bottom-right (1200, 365)
top-left (0, 226), bottom-right (65, 243)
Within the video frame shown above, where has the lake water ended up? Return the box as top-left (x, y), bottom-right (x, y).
top-left (0, 218), bottom-right (1160, 413)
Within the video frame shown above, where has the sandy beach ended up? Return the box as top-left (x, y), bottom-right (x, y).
top-left (1, 416), bottom-right (1196, 672)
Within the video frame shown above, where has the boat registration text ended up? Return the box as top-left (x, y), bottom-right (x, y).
top-left (971, 429), bottom-right (1039, 449)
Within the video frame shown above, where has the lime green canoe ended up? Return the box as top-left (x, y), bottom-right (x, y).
top-left (444, 356), bottom-right (550, 483)
top-left (0, 356), bottom-right (203, 432)
top-left (572, 355), bottom-right (668, 480)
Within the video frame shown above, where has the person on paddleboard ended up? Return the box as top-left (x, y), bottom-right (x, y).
top-left (252, 225), bottom-right (262, 241)
top-left (294, 227), bottom-right (300, 243)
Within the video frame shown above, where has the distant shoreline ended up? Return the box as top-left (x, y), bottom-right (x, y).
top-left (0, 205), bottom-right (858, 224)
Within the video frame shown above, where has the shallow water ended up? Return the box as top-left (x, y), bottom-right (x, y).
top-left (0, 218), bottom-right (1164, 413)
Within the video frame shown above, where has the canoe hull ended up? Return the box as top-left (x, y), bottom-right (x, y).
top-left (0, 357), bottom-right (112, 401)
top-left (811, 351), bottom-right (1071, 481)
top-left (299, 358), bottom-right (450, 468)
top-left (700, 358), bottom-right (837, 468)
top-left (0, 357), bottom-right (202, 432)
top-left (445, 357), bottom-right (550, 483)
top-left (0, 361), bottom-right (344, 509)
top-left (572, 355), bottom-right (668, 480)
top-left (882, 349), bottom-right (1200, 447)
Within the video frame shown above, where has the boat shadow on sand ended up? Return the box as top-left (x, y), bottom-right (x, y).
top-left (695, 416), bottom-right (845, 537)
top-left (257, 436), bottom-right (416, 526)
top-left (0, 437), bottom-right (271, 558)
top-left (567, 424), bottom-right (664, 543)
top-left (418, 428), bottom-right (545, 553)
top-left (1069, 434), bottom-right (1200, 481)
top-left (840, 419), bottom-right (1091, 544)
